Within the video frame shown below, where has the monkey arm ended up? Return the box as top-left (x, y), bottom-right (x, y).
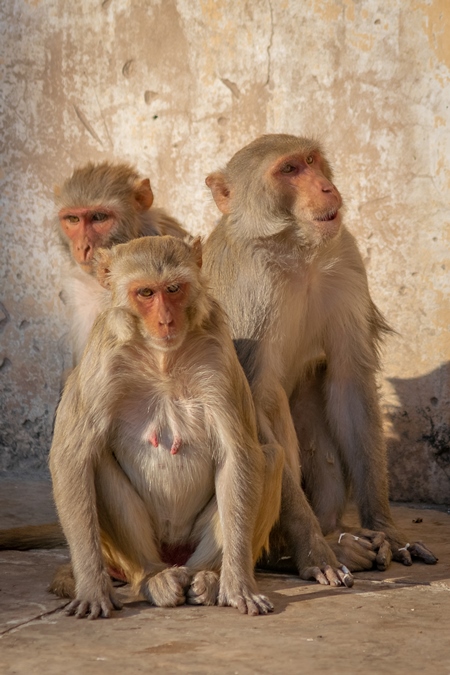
top-left (208, 366), bottom-right (274, 615)
top-left (323, 303), bottom-right (437, 567)
top-left (49, 363), bottom-right (122, 619)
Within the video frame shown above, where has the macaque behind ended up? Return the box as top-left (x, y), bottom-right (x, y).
top-left (56, 161), bottom-right (190, 364)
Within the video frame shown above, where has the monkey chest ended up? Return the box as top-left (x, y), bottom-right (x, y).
top-left (113, 397), bottom-right (215, 542)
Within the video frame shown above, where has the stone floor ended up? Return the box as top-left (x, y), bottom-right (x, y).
top-left (0, 479), bottom-right (449, 675)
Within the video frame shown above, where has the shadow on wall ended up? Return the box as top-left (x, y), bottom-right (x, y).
top-left (386, 362), bottom-right (450, 505)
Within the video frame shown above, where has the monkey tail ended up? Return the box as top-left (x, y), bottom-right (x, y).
top-left (0, 523), bottom-right (66, 550)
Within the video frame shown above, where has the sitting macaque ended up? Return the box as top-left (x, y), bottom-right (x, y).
top-left (49, 235), bottom-right (283, 619)
top-left (203, 133), bottom-right (437, 574)
top-left (56, 161), bottom-right (189, 364)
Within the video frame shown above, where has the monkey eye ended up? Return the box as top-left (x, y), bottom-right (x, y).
top-left (91, 212), bottom-right (109, 222)
top-left (137, 288), bottom-right (154, 297)
top-left (64, 215), bottom-right (80, 224)
top-left (167, 284), bottom-right (180, 294)
top-left (306, 155), bottom-right (314, 164)
top-left (280, 164), bottom-right (296, 174)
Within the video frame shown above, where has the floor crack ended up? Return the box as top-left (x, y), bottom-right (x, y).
top-left (0, 603), bottom-right (69, 637)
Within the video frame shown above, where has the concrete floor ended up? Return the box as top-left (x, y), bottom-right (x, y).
top-left (0, 479), bottom-right (449, 675)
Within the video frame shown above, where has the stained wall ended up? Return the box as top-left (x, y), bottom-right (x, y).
top-left (0, 0), bottom-right (449, 501)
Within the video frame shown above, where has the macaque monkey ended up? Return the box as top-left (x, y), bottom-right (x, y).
top-left (203, 134), bottom-right (437, 574)
top-left (49, 235), bottom-right (283, 619)
top-left (0, 164), bottom-right (190, 554)
top-left (56, 161), bottom-right (189, 364)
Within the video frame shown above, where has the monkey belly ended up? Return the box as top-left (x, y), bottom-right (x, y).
top-left (113, 437), bottom-right (215, 545)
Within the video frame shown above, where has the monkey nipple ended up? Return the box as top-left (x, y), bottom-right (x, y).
top-left (170, 436), bottom-right (182, 455)
top-left (149, 432), bottom-right (159, 448)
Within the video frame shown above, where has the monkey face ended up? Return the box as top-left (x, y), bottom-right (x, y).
top-left (128, 280), bottom-right (191, 350)
top-left (58, 207), bottom-right (118, 269)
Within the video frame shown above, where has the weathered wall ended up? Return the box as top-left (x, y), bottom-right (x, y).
top-left (0, 0), bottom-right (449, 502)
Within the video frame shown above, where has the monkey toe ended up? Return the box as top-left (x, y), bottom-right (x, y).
top-left (375, 539), bottom-right (392, 571)
top-left (337, 566), bottom-right (354, 588)
top-left (187, 570), bottom-right (219, 606)
top-left (409, 541), bottom-right (438, 565)
top-left (219, 590), bottom-right (273, 615)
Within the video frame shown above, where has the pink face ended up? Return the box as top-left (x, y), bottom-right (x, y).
top-left (58, 207), bottom-right (117, 267)
top-left (128, 280), bottom-right (190, 349)
top-left (271, 150), bottom-right (343, 239)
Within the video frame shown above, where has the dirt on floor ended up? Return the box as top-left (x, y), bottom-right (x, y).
top-left (0, 479), bottom-right (449, 675)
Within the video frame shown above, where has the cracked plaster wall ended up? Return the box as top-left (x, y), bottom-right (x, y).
top-left (0, 0), bottom-right (449, 502)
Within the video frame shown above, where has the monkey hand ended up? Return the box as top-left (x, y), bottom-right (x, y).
top-left (187, 570), bottom-right (220, 606)
top-left (329, 528), bottom-right (391, 572)
top-left (142, 566), bottom-right (192, 607)
top-left (65, 573), bottom-right (123, 620)
top-left (384, 530), bottom-right (438, 567)
top-left (218, 573), bottom-right (274, 615)
top-left (297, 538), bottom-right (354, 588)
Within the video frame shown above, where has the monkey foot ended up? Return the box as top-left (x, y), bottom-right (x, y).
top-left (187, 570), bottom-right (220, 606)
top-left (65, 574), bottom-right (123, 620)
top-left (218, 579), bottom-right (274, 615)
top-left (388, 537), bottom-right (438, 566)
top-left (299, 563), bottom-right (354, 588)
top-left (329, 530), bottom-right (382, 572)
top-left (142, 566), bottom-right (192, 607)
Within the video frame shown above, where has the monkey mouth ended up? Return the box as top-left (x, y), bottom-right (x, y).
top-left (315, 209), bottom-right (339, 222)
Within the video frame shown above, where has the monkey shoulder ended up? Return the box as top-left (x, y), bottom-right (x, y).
top-left (141, 208), bottom-right (189, 239)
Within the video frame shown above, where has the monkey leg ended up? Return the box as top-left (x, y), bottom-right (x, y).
top-left (96, 455), bottom-right (195, 607)
top-left (278, 465), bottom-right (354, 587)
top-left (290, 373), bottom-right (348, 534)
top-left (252, 442), bottom-right (284, 562)
top-left (94, 454), bottom-right (168, 586)
top-left (182, 497), bottom-right (222, 606)
top-left (255, 384), bottom-right (353, 587)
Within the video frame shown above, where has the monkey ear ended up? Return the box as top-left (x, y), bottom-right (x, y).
top-left (95, 248), bottom-right (113, 289)
top-left (205, 172), bottom-right (231, 214)
top-left (191, 237), bottom-right (203, 269)
top-left (134, 178), bottom-right (154, 212)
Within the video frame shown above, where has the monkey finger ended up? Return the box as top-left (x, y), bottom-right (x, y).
top-left (409, 541), bottom-right (438, 564)
top-left (375, 539), bottom-right (392, 571)
top-left (65, 599), bottom-right (81, 616)
top-left (253, 594), bottom-right (274, 614)
top-left (393, 546), bottom-right (413, 566)
top-left (299, 566), bottom-right (330, 585)
top-left (336, 566), bottom-right (354, 588)
top-left (111, 594), bottom-right (123, 611)
top-left (243, 594), bottom-right (273, 616)
top-left (323, 565), bottom-right (346, 587)
top-left (353, 528), bottom-right (387, 550)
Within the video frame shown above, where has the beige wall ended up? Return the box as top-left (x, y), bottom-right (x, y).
top-left (0, 0), bottom-right (449, 502)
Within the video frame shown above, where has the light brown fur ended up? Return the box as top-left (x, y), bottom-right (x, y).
top-left (203, 134), bottom-right (437, 575)
top-left (49, 235), bottom-right (283, 618)
top-left (56, 161), bottom-right (189, 364)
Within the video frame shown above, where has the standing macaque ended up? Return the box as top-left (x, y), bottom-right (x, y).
top-left (203, 134), bottom-right (437, 574)
top-left (56, 161), bottom-right (189, 364)
top-left (49, 235), bottom-right (283, 619)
